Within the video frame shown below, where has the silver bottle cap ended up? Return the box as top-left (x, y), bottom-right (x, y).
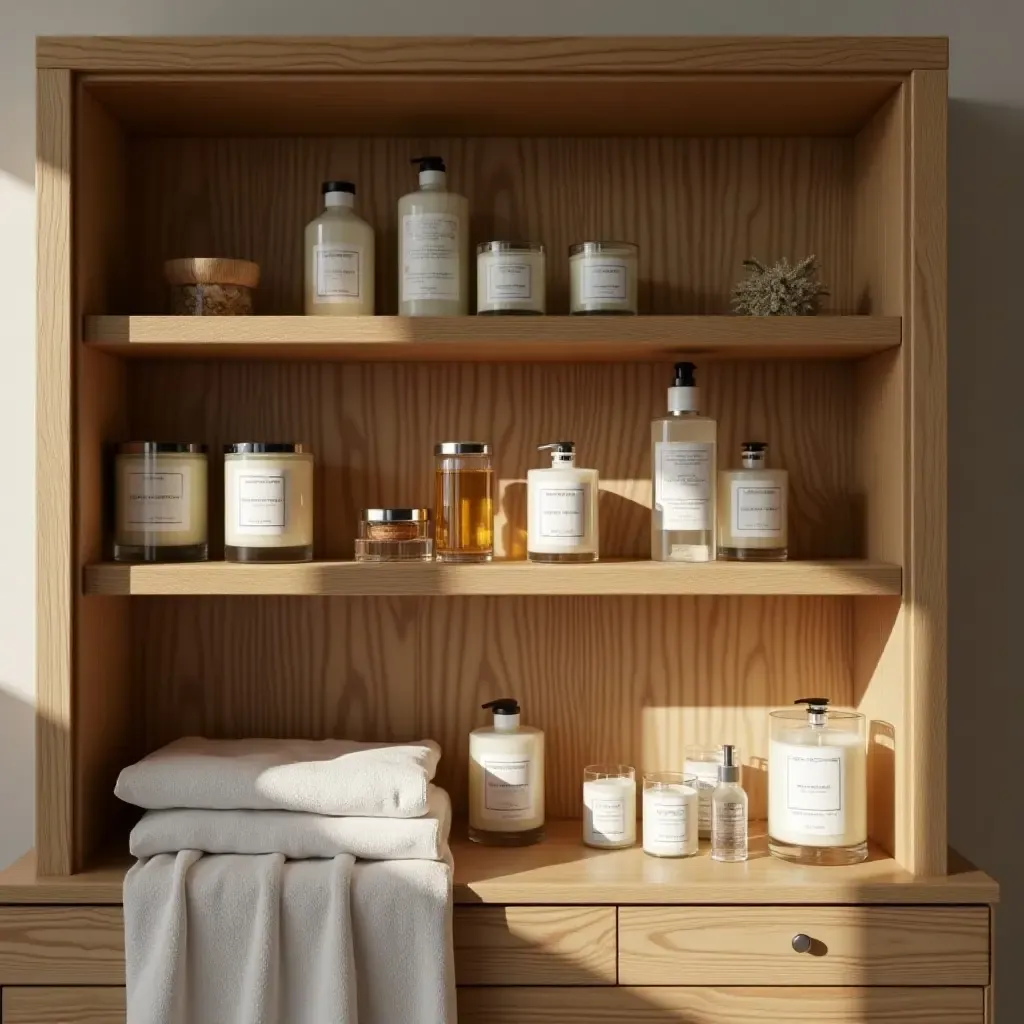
top-left (434, 442), bottom-right (491, 455)
top-left (719, 744), bottom-right (740, 784)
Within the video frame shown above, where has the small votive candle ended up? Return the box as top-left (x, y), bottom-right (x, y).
top-left (643, 772), bottom-right (699, 858)
top-left (569, 241), bottom-right (639, 315)
top-left (582, 765), bottom-right (636, 849)
top-left (476, 242), bottom-right (546, 315)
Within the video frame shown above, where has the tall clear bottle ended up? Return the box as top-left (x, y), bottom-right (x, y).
top-left (304, 181), bottom-right (375, 316)
top-left (398, 156), bottom-right (469, 316)
top-left (651, 362), bottom-right (717, 561)
top-left (711, 744), bottom-right (748, 862)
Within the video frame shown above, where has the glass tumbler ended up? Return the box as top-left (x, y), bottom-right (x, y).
top-left (434, 442), bottom-right (494, 562)
top-left (582, 765), bottom-right (636, 849)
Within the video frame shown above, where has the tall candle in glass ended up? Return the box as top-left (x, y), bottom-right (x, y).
top-left (434, 442), bottom-right (494, 562)
top-left (582, 765), bottom-right (636, 849)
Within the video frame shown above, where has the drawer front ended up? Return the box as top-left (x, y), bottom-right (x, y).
top-left (1, 987), bottom-right (126, 1024)
top-left (454, 906), bottom-right (616, 985)
top-left (0, 908), bottom-right (125, 985)
top-left (619, 906), bottom-right (989, 986)
top-left (458, 986), bottom-right (985, 1023)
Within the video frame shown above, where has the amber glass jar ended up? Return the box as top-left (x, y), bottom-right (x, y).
top-left (434, 442), bottom-right (493, 562)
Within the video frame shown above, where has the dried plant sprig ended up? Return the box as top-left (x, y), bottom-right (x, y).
top-left (731, 255), bottom-right (829, 316)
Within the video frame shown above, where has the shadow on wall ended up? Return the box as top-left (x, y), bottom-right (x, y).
top-left (0, 685), bottom-right (35, 869)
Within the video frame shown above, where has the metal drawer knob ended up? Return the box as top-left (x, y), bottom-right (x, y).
top-left (792, 933), bottom-right (812, 954)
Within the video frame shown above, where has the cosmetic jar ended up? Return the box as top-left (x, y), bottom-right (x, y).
top-left (476, 242), bottom-right (546, 315)
top-left (569, 241), bottom-right (638, 315)
top-left (356, 508), bottom-right (433, 561)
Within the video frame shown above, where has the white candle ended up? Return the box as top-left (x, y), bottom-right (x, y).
top-left (684, 745), bottom-right (725, 839)
top-left (569, 241), bottom-right (638, 315)
top-left (643, 775), bottom-right (698, 858)
top-left (582, 770), bottom-right (636, 849)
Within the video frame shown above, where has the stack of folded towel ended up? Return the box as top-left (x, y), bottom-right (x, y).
top-left (115, 737), bottom-right (456, 1024)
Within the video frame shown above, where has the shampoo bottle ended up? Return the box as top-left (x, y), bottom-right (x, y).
top-left (304, 181), bottom-right (375, 316)
top-left (527, 441), bottom-right (599, 562)
top-left (469, 698), bottom-right (545, 846)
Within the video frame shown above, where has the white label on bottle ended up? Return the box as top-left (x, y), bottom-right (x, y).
top-left (582, 258), bottom-right (627, 300)
top-left (785, 749), bottom-right (844, 836)
top-left (402, 213), bottom-right (459, 301)
top-left (314, 244), bottom-right (362, 301)
top-left (127, 472), bottom-right (190, 532)
top-left (713, 800), bottom-right (746, 838)
top-left (539, 486), bottom-right (584, 539)
top-left (487, 262), bottom-right (532, 301)
top-left (590, 798), bottom-right (627, 841)
top-left (684, 760), bottom-right (720, 833)
top-left (237, 473), bottom-right (286, 533)
top-left (654, 442), bottom-right (713, 531)
top-left (647, 798), bottom-right (688, 845)
top-left (731, 480), bottom-right (783, 537)
top-left (483, 755), bottom-right (533, 818)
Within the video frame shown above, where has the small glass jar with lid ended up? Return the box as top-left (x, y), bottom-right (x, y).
top-left (434, 442), bottom-right (494, 563)
top-left (569, 241), bottom-right (639, 315)
top-left (476, 242), bottom-right (546, 315)
top-left (114, 442), bottom-right (209, 562)
top-left (224, 443), bottom-right (315, 563)
top-left (356, 508), bottom-right (433, 561)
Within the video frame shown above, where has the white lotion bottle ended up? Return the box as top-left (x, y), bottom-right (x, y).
top-left (304, 181), bottom-right (375, 316)
top-left (527, 442), bottom-right (599, 562)
top-left (398, 156), bottom-right (469, 316)
top-left (469, 698), bottom-right (545, 846)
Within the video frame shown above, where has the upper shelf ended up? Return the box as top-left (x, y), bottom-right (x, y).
top-left (84, 315), bottom-right (901, 363)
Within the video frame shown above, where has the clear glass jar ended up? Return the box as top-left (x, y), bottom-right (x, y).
top-left (569, 241), bottom-right (639, 315)
top-left (643, 771), bottom-right (699, 858)
top-left (114, 443), bottom-right (208, 562)
top-left (434, 442), bottom-right (493, 562)
top-left (355, 508), bottom-right (433, 561)
top-left (476, 242), bottom-right (546, 315)
top-left (582, 765), bottom-right (636, 849)
top-left (683, 744), bottom-right (725, 839)
top-left (224, 443), bottom-right (314, 563)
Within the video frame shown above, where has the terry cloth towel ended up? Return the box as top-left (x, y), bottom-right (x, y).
top-left (115, 736), bottom-right (441, 818)
top-left (352, 856), bottom-right (456, 1024)
top-left (125, 851), bottom-right (357, 1024)
top-left (129, 786), bottom-right (452, 861)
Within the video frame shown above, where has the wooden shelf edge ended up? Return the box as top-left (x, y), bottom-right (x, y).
top-left (83, 559), bottom-right (902, 598)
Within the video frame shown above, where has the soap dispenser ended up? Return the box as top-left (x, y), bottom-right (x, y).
top-left (469, 699), bottom-right (545, 845)
top-left (398, 156), bottom-right (469, 316)
top-left (527, 442), bottom-right (599, 563)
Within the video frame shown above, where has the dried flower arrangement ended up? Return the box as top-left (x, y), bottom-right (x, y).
top-left (731, 256), bottom-right (828, 316)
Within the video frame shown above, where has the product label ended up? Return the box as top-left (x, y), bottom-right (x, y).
top-left (314, 244), bottom-right (362, 301)
top-left (654, 442), bottom-right (713, 531)
top-left (126, 471), bottom-right (190, 533)
top-left (731, 479), bottom-right (783, 537)
top-left (785, 749), bottom-right (844, 836)
top-left (483, 755), bottom-right (533, 819)
top-left (486, 262), bottom-right (532, 302)
top-left (237, 473), bottom-right (286, 534)
top-left (582, 258), bottom-right (627, 301)
top-left (646, 797), bottom-right (689, 848)
top-left (589, 798), bottom-right (627, 842)
top-left (712, 801), bottom-right (747, 843)
top-left (402, 213), bottom-right (460, 302)
top-left (539, 487), bottom-right (585, 539)
top-left (684, 760), bottom-right (720, 834)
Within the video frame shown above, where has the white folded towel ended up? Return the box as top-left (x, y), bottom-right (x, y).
top-left (125, 851), bottom-right (357, 1024)
top-left (115, 736), bottom-right (441, 818)
top-left (129, 786), bottom-right (452, 861)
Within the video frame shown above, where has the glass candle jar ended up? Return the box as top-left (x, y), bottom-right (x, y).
top-left (224, 443), bottom-right (314, 563)
top-left (434, 442), bottom-right (494, 562)
top-left (582, 765), bottom-right (636, 849)
top-left (569, 241), bottom-right (639, 315)
top-left (643, 772), bottom-right (699, 858)
top-left (114, 443), bottom-right (208, 562)
top-left (683, 744), bottom-right (725, 839)
top-left (355, 508), bottom-right (433, 561)
top-left (476, 242), bottom-right (546, 315)
top-left (165, 257), bottom-right (260, 316)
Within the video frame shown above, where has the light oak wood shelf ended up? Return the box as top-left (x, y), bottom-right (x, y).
top-left (82, 559), bottom-right (902, 597)
top-left (82, 314), bottom-right (901, 362)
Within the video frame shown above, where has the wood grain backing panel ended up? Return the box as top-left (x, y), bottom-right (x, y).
top-left (125, 359), bottom-right (858, 561)
top-left (453, 906), bottom-right (616, 985)
top-left (1, 987), bottom-right (126, 1024)
top-left (457, 986), bottom-right (983, 1024)
top-left (906, 69), bottom-right (948, 876)
top-left (38, 36), bottom-right (949, 73)
top-left (0, 907), bottom-right (124, 985)
top-left (133, 595), bottom-right (851, 819)
top-left (36, 67), bottom-right (74, 876)
top-left (127, 135), bottom-right (853, 316)
top-left (618, 905), bottom-right (989, 986)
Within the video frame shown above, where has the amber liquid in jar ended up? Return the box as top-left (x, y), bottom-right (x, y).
top-left (435, 467), bottom-right (494, 561)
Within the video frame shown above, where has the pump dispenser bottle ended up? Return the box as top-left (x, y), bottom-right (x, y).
top-left (651, 362), bottom-right (717, 561)
top-left (398, 156), bottom-right (469, 316)
top-left (527, 442), bottom-right (599, 562)
top-left (304, 181), bottom-right (375, 316)
top-left (469, 698), bottom-right (545, 846)
top-left (711, 744), bottom-right (748, 862)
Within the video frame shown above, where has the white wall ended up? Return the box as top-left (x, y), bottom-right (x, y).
top-left (1, 0), bottom-right (1018, 1012)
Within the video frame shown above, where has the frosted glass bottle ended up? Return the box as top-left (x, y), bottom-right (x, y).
top-left (718, 442), bottom-right (788, 560)
top-left (527, 442), bottom-right (599, 562)
top-left (398, 156), bottom-right (469, 316)
top-left (651, 362), bottom-right (717, 561)
top-left (304, 181), bottom-right (375, 316)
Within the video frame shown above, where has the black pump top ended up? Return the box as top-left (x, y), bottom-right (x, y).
top-left (796, 697), bottom-right (830, 711)
top-left (411, 156), bottom-right (446, 172)
top-left (538, 441), bottom-right (575, 454)
top-left (322, 180), bottom-right (355, 194)
top-left (482, 698), bottom-right (521, 715)
top-left (742, 441), bottom-right (768, 452)
top-left (673, 362), bottom-right (697, 387)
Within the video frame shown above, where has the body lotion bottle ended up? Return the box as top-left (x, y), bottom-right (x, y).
top-left (527, 442), bottom-right (599, 562)
top-left (304, 181), bottom-right (375, 316)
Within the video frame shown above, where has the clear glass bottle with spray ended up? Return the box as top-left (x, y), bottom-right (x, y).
top-left (711, 744), bottom-right (748, 862)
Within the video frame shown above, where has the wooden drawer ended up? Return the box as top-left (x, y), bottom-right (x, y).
top-left (454, 905), bottom-right (616, 985)
top-left (1, 987), bottom-right (126, 1024)
top-left (0, 908), bottom-right (124, 985)
top-left (457, 986), bottom-right (985, 1022)
top-left (619, 906), bottom-right (989, 986)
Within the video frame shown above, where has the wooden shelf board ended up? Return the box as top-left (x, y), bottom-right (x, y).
top-left (83, 559), bottom-right (902, 598)
top-left (0, 823), bottom-right (996, 906)
top-left (83, 315), bottom-right (901, 363)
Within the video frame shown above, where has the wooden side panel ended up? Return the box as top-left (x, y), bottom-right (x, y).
top-left (2, 987), bottom-right (125, 1024)
top-left (36, 68), bottom-right (74, 876)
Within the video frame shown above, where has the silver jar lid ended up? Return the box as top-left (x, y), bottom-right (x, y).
top-left (434, 442), bottom-right (491, 455)
top-left (362, 508), bottom-right (431, 522)
top-left (117, 442), bottom-right (207, 454)
top-left (569, 241), bottom-right (638, 257)
top-left (224, 443), bottom-right (307, 454)
top-left (476, 241), bottom-right (545, 255)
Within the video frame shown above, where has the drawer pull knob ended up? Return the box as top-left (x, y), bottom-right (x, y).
top-left (792, 933), bottom-right (813, 954)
